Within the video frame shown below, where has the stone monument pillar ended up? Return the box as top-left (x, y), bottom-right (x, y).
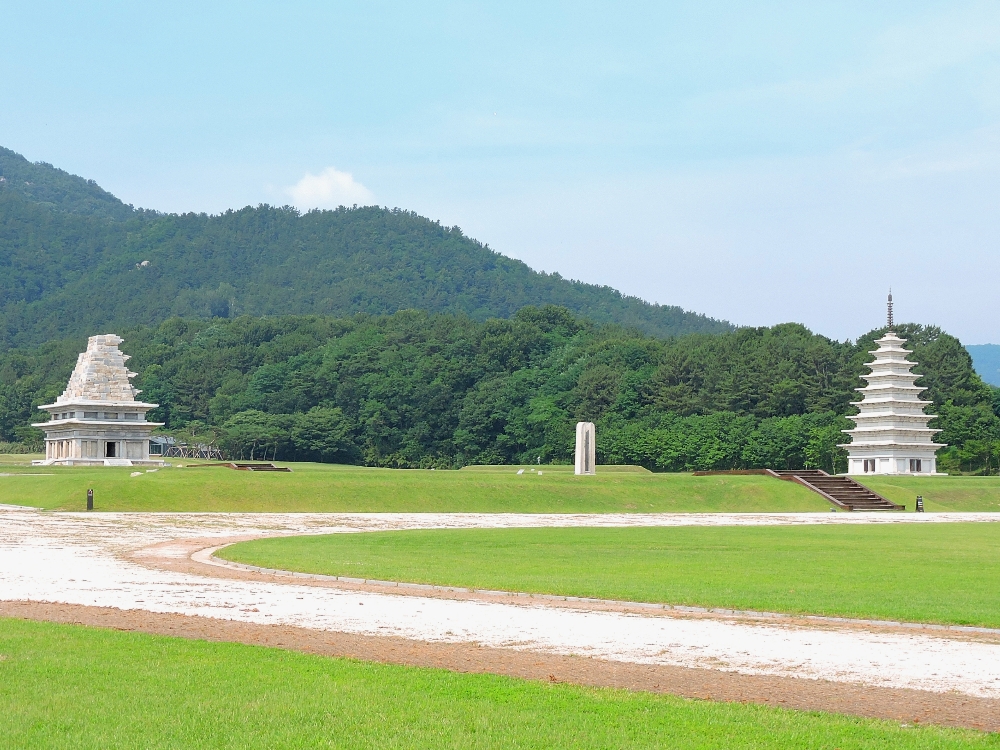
top-left (575, 421), bottom-right (596, 475)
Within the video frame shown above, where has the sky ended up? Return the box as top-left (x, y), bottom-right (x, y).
top-left (2, 1), bottom-right (999, 343)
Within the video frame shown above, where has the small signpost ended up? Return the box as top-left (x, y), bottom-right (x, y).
top-left (87, 489), bottom-right (94, 511)
top-left (916, 495), bottom-right (924, 513)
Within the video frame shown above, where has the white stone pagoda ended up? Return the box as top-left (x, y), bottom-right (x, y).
top-left (32, 334), bottom-right (164, 466)
top-left (840, 294), bottom-right (946, 475)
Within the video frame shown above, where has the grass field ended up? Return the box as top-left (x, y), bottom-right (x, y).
top-left (0, 618), bottom-right (993, 749)
top-left (0, 458), bottom-right (830, 513)
top-left (2, 454), bottom-right (999, 513)
top-left (220, 523), bottom-right (1000, 628)
top-left (860, 476), bottom-right (1000, 512)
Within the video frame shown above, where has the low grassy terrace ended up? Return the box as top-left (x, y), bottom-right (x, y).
top-left (0, 458), bottom-right (830, 513)
top-left (0, 618), bottom-right (994, 748)
top-left (2, 453), bottom-right (999, 513)
top-left (220, 523), bottom-right (1000, 628)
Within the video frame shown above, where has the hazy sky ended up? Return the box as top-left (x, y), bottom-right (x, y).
top-left (3, 1), bottom-right (999, 343)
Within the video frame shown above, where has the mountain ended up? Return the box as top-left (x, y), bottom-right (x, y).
top-left (967, 344), bottom-right (1000, 387)
top-left (0, 147), bottom-right (133, 220)
top-left (0, 147), bottom-right (731, 348)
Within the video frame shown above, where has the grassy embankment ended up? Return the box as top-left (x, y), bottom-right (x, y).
top-left (0, 459), bottom-right (829, 513)
top-left (2, 454), bottom-right (999, 512)
top-left (0, 618), bottom-right (993, 749)
top-left (220, 523), bottom-right (1000, 628)
top-left (860, 476), bottom-right (1000, 512)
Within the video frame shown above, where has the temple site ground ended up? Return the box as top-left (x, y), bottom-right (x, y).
top-left (3, 459), bottom-right (1000, 743)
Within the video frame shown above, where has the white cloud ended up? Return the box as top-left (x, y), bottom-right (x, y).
top-left (285, 167), bottom-right (374, 210)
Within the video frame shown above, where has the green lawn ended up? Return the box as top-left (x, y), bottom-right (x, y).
top-left (0, 459), bottom-right (829, 513)
top-left (221, 523), bottom-right (1000, 628)
top-left (860, 476), bottom-right (1000, 512)
top-left (3, 454), bottom-right (999, 513)
top-left (0, 453), bottom-right (42, 465)
top-left (0, 618), bottom-right (993, 749)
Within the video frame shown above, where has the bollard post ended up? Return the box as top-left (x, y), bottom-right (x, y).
top-left (915, 495), bottom-right (924, 513)
top-left (87, 489), bottom-right (94, 511)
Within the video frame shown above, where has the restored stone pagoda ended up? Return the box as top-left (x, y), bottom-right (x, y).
top-left (840, 295), bottom-right (946, 476)
top-left (32, 334), bottom-right (164, 466)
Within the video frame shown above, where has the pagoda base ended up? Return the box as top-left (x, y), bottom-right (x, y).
top-left (846, 454), bottom-right (945, 476)
top-left (31, 458), bottom-right (166, 468)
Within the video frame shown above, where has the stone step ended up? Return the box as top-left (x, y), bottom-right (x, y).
top-left (766, 469), bottom-right (903, 512)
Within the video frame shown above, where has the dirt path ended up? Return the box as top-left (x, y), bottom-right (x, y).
top-left (143, 535), bottom-right (1000, 643)
top-left (3, 509), bottom-right (1000, 731)
top-left (3, 600), bottom-right (998, 733)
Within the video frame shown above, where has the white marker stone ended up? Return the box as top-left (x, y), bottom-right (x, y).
top-left (575, 421), bottom-right (596, 475)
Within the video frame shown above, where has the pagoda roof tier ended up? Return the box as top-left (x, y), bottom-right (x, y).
top-left (862, 370), bottom-right (919, 379)
top-left (32, 416), bottom-right (165, 428)
top-left (850, 396), bottom-right (934, 406)
top-left (851, 410), bottom-right (935, 419)
top-left (838, 440), bottom-right (946, 450)
top-left (852, 391), bottom-right (930, 399)
top-left (844, 423), bottom-right (940, 432)
top-left (861, 369), bottom-right (923, 378)
top-left (851, 402), bottom-right (931, 409)
top-left (858, 388), bottom-right (924, 393)
top-left (847, 411), bottom-right (937, 423)
top-left (844, 425), bottom-right (940, 435)
top-left (837, 444), bottom-right (945, 452)
top-left (854, 383), bottom-right (927, 394)
top-left (843, 433), bottom-right (941, 443)
top-left (869, 331), bottom-right (910, 350)
top-left (38, 400), bottom-right (160, 411)
top-left (851, 396), bottom-right (934, 406)
top-left (865, 360), bottom-right (917, 369)
top-left (860, 378), bottom-right (926, 387)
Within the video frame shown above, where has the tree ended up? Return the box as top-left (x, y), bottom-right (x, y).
top-left (290, 407), bottom-right (357, 463)
top-left (221, 411), bottom-right (292, 461)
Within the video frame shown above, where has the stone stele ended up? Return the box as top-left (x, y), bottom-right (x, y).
top-left (32, 334), bottom-right (164, 467)
top-left (574, 421), bottom-right (596, 475)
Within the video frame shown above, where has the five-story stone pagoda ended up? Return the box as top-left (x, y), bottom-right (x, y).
top-left (32, 334), bottom-right (164, 466)
top-left (841, 294), bottom-right (946, 475)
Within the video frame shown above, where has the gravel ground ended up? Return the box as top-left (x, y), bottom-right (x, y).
top-left (3, 509), bottom-right (1000, 708)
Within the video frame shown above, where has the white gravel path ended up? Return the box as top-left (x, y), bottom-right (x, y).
top-left (2, 509), bottom-right (1000, 698)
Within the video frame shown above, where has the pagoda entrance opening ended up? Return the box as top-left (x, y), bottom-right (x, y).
top-left (909, 458), bottom-right (922, 472)
top-left (105, 442), bottom-right (116, 458)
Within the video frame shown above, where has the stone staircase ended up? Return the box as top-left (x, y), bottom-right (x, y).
top-left (193, 462), bottom-right (292, 472)
top-left (228, 462), bottom-right (292, 472)
top-left (767, 469), bottom-right (903, 511)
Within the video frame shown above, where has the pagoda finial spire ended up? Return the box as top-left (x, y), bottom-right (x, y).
top-left (887, 289), bottom-right (894, 331)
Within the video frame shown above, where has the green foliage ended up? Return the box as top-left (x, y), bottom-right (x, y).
top-left (0, 148), bottom-right (728, 346)
top-left (0, 441), bottom-right (35, 454)
top-left (0, 147), bottom-right (133, 220)
top-left (1, 307), bottom-right (995, 470)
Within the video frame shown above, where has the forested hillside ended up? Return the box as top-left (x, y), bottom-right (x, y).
top-left (0, 147), bottom-right (729, 347)
top-left (3, 307), bottom-right (996, 473)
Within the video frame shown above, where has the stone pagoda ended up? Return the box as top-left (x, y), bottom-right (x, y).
top-left (32, 334), bottom-right (164, 466)
top-left (840, 294), bottom-right (945, 475)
